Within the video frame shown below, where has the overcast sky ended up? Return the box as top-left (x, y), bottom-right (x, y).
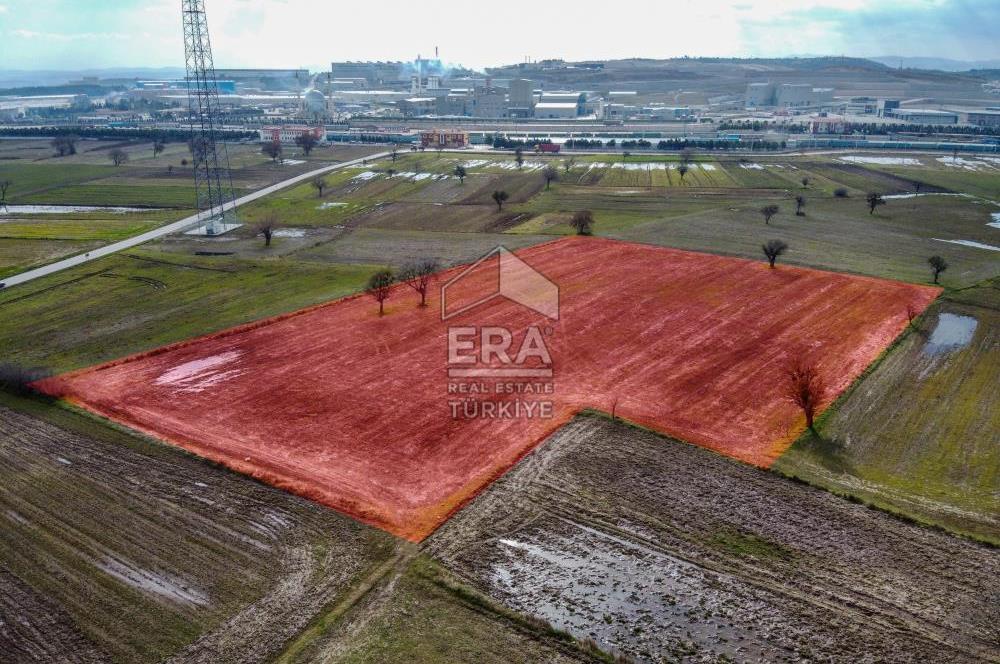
top-left (1, 0), bottom-right (998, 71)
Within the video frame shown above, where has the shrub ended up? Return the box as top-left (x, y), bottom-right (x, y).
top-left (0, 364), bottom-right (49, 396)
top-left (833, 187), bottom-right (849, 198)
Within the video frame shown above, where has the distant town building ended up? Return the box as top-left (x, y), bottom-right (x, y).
top-left (809, 116), bottom-right (848, 134)
top-left (258, 125), bottom-right (326, 144)
top-left (508, 79), bottom-right (535, 107)
top-left (420, 129), bottom-right (470, 149)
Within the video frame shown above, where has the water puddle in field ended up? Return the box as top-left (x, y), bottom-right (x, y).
top-left (272, 228), bottom-right (307, 238)
top-left (840, 156), bottom-right (922, 166)
top-left (933, 238), bottom-right (1000, 252)
top-left (923, 313), bottom-right (978, 356)
top-left (281, 159), bottom-right (306, 166)
top-left (488, 518), bottom-right (765, 661)
top-left (318, 201), bottom-right (348, 210)
top-left (0, 205), bottom-right (157, 215)
top-left (153, 350), bottom-right (245, 393)
top-left (989, 213), bottom-right (1000, 229)
top-left (98, 557), bottom-right (208, 606)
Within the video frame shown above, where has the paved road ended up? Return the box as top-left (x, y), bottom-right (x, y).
top-left (0, 151), bottom-right (389, 290)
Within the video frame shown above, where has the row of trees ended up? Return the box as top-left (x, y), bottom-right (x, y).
top-left (4, 126), bottom-right (255, 143)
top-left (366, 260), bottom-right (440, 316)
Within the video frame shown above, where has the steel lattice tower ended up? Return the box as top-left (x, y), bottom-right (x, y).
top-left (182, 0), bottom-right (237, 234)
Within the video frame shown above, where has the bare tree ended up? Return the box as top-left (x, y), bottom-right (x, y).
top-left (385, 168), bottom-right (396, 178)
top-left (367, 269), bottom-right (395, 316)
top-left (913, 181), bottom-right (923, 194)
top-left (680, 148), bottom-right (695, 166)
top-left (492, 190), bottom-right (509, 212)
top-left (390, 146), bottom-right (399, 163)
top-left (543, 165), bottom-right (559, 190)
top-left (0, 180), bottom-right (10, 212)
top-left (785, 359), bottom-right (826, 432)
top-left (398, 258), bottom-right (439, 307)
top-left (262, 140), bottom-right (283, 163)
top-left (51, 135), bottom-right (78, 157)
top-left (152, 139), bottom-right (166, 158)
top-left (760, 204), bottom-right (780, 225)
top-left (905, 304), bottom-right (919, 328)
top-left (514, 148), bottom-right (524, 169)
top-left (622, 150), bottom-right (631, 163)
top-left (866, 192), bottom-right (885, 215)
top-left (255, 216), bottom-right (279, 247)
top-left (762, 239), bottom-right (788, 268)
top-left (454, 164), bottom-right (467, 184)
top-left (570, 209), bottom-right (595, 236)
top-left (794, 195), bottom-right (806, 216)
top-left (109, 148), bottom-right (129, 167)
top-left (928, 255), bottom-right (948, 284)
top-left (563, 157), bottom-right (577, 173)
top-left (295, 132), bottom-right (319, 156)
top-left (311, 175), bottom-right (328, 198)
top-left (677, 164), bottom-right (689, 182)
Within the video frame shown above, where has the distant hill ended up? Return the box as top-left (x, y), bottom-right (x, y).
top-left (871, 56), bottom-right (1000, 72)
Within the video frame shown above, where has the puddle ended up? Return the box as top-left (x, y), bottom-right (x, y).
top-left (153, 350), bottom-right (244, 393)
top-left (488, 519), bottom-right (766, 661)
top-left (98, 557), bottom-right (208, 606)
top-left (840, 156), bottom-right (921, 166)
top-left (924, 313), bottom-right (978, 356)
top-left (989, 213), bottom-right (1000, 230)
top-left (318, 201), bottom-right (348, 210)
top-left (0, 205), bottom-right (158, 215)
top-left (933, 238), bottom-right (1000, 252)
top-left (281, 159), bottom-right (306, 166)
top-left (351, 170), bottom-right (379, 181)
top-left (739, 163), bottom-right (764, 170)
top-left (272, 228), bottom-right (307, 238)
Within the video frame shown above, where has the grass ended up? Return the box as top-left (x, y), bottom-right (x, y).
top-left (0, 237), bottom-right (101, 279)
top-left (0, 249), bottom-right (379, 373)
top-left (0, 210), bottom-right (187, 241)
top-left (774, 283), bottom-right (1000, 544)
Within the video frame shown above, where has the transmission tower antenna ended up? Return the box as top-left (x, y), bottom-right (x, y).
top-left (182, 0), bottom-right (239, 235)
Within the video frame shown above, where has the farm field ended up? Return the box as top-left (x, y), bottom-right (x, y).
top-left (775, 278), bottom-right (1000, 543)
top-left (35, 237), bottom-right (939, 541)
top-left (0, 139), bottom-right (383, 278)
top-left (428, 414), bottom-right (1000, 662)
top-left (0, 391), bottom-right (398, 663)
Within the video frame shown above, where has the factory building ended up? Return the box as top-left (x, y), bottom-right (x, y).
top-left (745, 83), bottom-right (834, 109)
top-left (534, 102), bottom-right (580, 119)
top-left (885, 109), bottom-right (959, 124)
top-left (398, 97), bottom-right (438, 117)
top-left (471, 89), bottom-right (509, 118)
top-left (967, 110), bottom-right (1000, 127)
top-left (331, 61), bottom-right (406, 86)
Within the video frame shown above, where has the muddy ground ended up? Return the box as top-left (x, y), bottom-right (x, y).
top-left (0, 399), bottom-right (397, 663)
top-left (428, 414), bottom-right (1000, 663)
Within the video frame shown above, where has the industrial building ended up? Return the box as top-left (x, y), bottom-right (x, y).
top-left (330, 62), bottom-right (407, 86)
top-left (885, 108), bottom-right (959, 124)
top-left (967, 110), bottom-right (1000, 127)
top-left (746, 83), bottom-right (834, 109)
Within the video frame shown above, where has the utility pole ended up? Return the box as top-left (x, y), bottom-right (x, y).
top-left (182, 0), bottom-right (239, 235)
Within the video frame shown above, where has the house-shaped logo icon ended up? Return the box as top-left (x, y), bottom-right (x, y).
top-left (440, 246), bottom-right (559, 321)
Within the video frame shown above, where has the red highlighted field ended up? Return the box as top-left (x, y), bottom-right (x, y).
top-left (37, 237), bottom-right (939, 540)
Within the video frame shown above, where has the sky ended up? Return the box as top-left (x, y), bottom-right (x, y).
top-left (0, 0), bottom-right (998, 72)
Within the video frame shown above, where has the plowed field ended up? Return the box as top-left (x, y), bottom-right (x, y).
top-left (36, 237), bottom-right (939, 540)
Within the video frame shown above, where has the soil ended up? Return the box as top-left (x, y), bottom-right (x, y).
top-left (36, 237), bottom-right (940, 541)
top-left (0, 403), bottom-right (396, 663)
top-left (428, 414), bottom-right (1000, 663)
